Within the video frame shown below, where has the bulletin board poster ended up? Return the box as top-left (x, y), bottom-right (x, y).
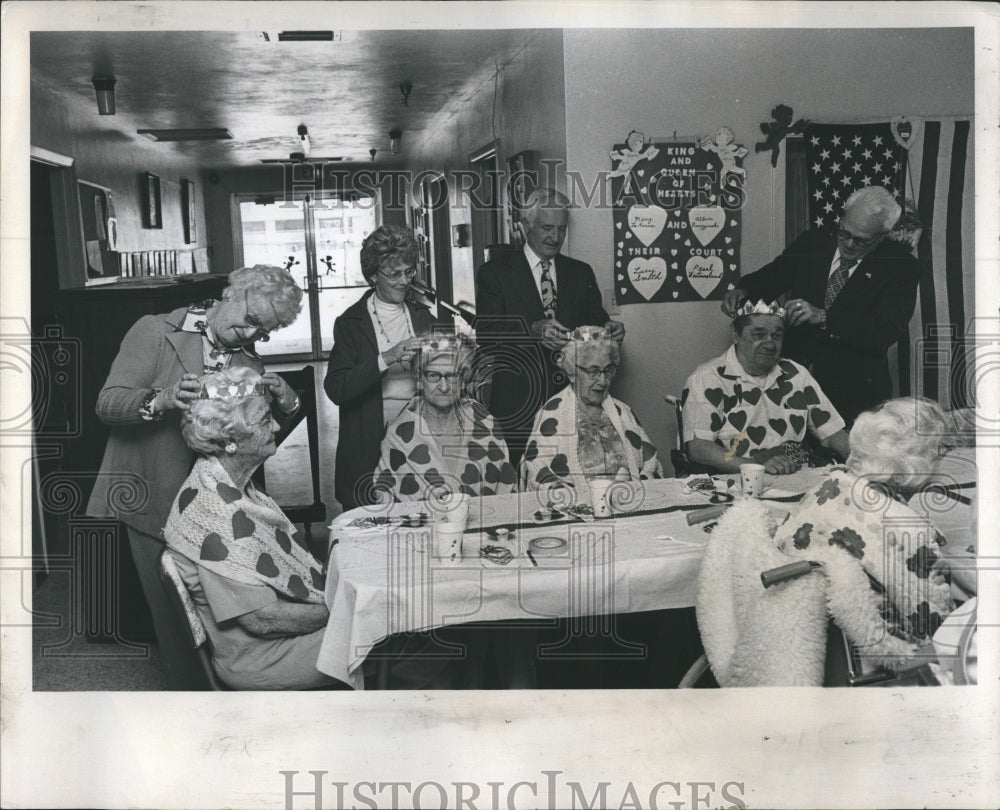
top-left (611, 139), bottom-right (743, 304)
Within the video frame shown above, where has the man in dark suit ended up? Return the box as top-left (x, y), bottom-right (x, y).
top-left (476, 187), bottom-right (624, 468)
top-left (722, 186), bottom-right (919, 423)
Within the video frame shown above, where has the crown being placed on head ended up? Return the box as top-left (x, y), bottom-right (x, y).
top-left (734, 299), bottom-right (786, 318)
top-left (420, 333), bottom-right (477, 354)
top-left (568, 325), bottom-right (613, 343)
top-left (198, 381), bottom-right (267, 400)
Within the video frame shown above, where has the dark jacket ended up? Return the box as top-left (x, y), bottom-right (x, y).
top-left (475, 250), bottom-right (609, 463)
top-left (738, 228), bottom-right (919, 422)
top-left (323, 289), bottom-right (433, 510)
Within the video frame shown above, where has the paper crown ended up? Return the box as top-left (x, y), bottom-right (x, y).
top-left (419, 334), bottom-right (477, 354)
top-left (198, 381), bottom-right (267, 400)
top-left (734, 299), bottom-right (786, 318)
top-left (567, 325), bottom-right (613, 342)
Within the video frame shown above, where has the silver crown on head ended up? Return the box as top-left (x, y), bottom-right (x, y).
top-left (567, 324), bottom-right (613, 343)
top-left (198, 381), bottom-right (267, 400)
top-left (734, 299), bottom-right (786, 318)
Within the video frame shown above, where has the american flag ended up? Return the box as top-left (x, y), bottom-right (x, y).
top-left (805, 123), bottom-right (906, 229)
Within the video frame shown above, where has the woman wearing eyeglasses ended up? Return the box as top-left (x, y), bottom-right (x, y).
top-left (324, 225), bottom-right (434, 510)
top-left (371, 334), bottom-right (517, 502)
top-left (86, 264), bottom-right (303, 688)
top-left (522, 324), bottom-right (662, 493)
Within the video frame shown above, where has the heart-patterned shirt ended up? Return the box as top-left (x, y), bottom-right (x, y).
top-left (681, 346), bottom-right (844, 456)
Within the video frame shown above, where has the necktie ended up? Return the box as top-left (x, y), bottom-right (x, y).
top-left (539, 259), bottom-right (557, 319)
top-left (824, 257), bottom-right (854, 309)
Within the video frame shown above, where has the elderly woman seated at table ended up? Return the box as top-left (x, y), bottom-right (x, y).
top-left (163, 367), bottom-right (340, 690)
top-left (681, 299), bottom-right (851, 475)
top-left (698, 396), bottom-right (957, 686)
top-left (522, 325), bottom-right (662, 492)
top-left (372, 334), bottom-right (518, 502)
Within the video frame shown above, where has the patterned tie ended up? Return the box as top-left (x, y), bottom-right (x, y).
top-left (539, 259), bottom-right (557, 319)
top-left (824, 257), bottom-right (854, 309)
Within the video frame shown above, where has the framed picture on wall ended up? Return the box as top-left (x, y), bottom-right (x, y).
top-left (180, 178), bottom-right (197, 243)
top-left (142, 171), bottom-right (162, 229)
top-left (505, 149), bottom-right (537, 247)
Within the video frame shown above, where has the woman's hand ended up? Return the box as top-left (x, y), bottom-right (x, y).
top-left (382, 337), bottom-right (421, 367)
top-left (153, 373), bottom-right (201, 412)
top-left (262, 372), bottom-right (299, 414)
top-left (784, 298), bottom-right (825, 327)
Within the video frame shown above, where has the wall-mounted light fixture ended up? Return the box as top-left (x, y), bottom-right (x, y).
top-left (389, 129), bottom-right (402, 155)
top-left (399, 81), bottom-right (413, 106)
top-left (369, 148), bottom-right (377, 162)
top-left (92, 76), bottom-right (116, 115)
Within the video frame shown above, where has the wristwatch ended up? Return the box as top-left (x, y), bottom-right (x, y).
top-left (138, 390), bottom-right (163, 421)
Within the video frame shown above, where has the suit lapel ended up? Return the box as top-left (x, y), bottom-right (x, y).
top-left (511, 252), bottom-right (545, 323)
top-left (163, 310), bottom-right (205, 375)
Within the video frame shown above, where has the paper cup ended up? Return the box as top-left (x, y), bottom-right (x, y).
top-left (739, 463), bottom-right (766, 498)
top-left (588, 477), bottom-right (613, 517)
top-left (432, 492), bottom-right (470, 530)
top-left (433, 522), bottom-right (465, 565)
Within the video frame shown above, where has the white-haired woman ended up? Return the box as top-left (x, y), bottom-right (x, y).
top-left (522, 325), bottom-right (662, 493)
top-left (372, 334), bottom-right (517, 502)
top-left (87, 264), bottom-right (303, 688)
top-left (773, 397), bottom-right (955, 668)
top-left (324, 225), bottom-right (435, 511)
top-left (163, 368), bottom-right (341, 690)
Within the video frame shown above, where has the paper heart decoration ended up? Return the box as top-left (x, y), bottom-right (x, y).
top-left (672, 291), bottom-right (679, 298)
top-left (621, 287), bottom-right (628, 294)
top-left (616, 262), bottom-right (621, 269)
top-left (724, 237), bottom-right (732, 244)
top-left (675, 275), bottom-right (683, 283)
top-left (685, 255), bottom-right (724, 299)
top-left (729, 264), bottom-right (736, 271)
top-left (674, 232), bottom-right (681, 241)
top-left (890, 115), bottom-right (914, 150)
top-left (616, 221), bottom-right (622, 230)
top-left (727, 283), bottom-right (735, 290)
top-left (683, 239), bottom-right (691, 247)
top-left (626, 231), bottom-right (632, 239)
top-left (671, 262), bottom-right (678, 270)
top-left (626, 256), bottom-right (667, 301)
top-left (670, 248), bottom-right (678, 256)
top-left (617, 241), bottom-right (624, 248)
top-left (627, 205), bottom-right (666, 247)
top-left (726, 248), bottom-right (734, 255)
top-left (730, 219), bottom-right (737, 227)
top-left (637, 169), bottom-right (645, 177)
top-left (617, 273), bottom-right (624, 281)
top-left (673, 209), bottom-right (682, 218)
top-left (688, 206), bottom-right (725, 247)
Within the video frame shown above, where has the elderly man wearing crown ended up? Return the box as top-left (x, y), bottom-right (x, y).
top-left (681, 300), bottom-right (851, 475)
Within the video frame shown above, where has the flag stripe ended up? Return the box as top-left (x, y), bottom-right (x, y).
top-left (915, 121), bottom-right (940, 400)
top-left (930, 125), bottom-right (953, 404)
top-left (946, 120), bottom-right (971, 407)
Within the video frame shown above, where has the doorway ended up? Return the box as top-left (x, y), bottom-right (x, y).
top-left (234, 192), bottom-right (381, 358)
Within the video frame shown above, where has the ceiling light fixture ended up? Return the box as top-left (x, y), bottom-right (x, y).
top-left (369, 148), bottom-right (378, 163)
top-left (92, 76), bottom-right (116, 116)
top-left (298, 124), bottom-right (311, 156)
top-left (389, 129), bottom-right (402, 156)
top-left (399, 81), bottom-right (413, 106)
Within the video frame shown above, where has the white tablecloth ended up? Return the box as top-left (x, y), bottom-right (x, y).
top-left (316, 469), bottom-right (828, 688)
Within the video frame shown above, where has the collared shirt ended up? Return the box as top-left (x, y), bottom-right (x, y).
top-left (681, 345), bottom-right (845, 456)
top-left (177, 299), bottom-right (260, 373)
top-left (524, 242), bottom-right (558, 301)
top-left (829, 249), bottom-right (859, 281)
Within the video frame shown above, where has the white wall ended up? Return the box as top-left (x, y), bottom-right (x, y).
top-left (563, 27), bottom-right (974, 468)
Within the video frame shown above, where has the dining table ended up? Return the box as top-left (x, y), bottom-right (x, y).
top-left (315, 466), bottom-right (833, 689)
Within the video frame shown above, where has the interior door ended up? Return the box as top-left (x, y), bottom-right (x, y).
top-left (236, 193), bottom-right (379, 358)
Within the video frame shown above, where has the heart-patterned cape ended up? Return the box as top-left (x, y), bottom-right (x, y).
top-left (521, 387), bottom-right (663, 494)
top-left (681, 346), bottom-right (845, 457)
top-left (372, 396), bottom-right (518, 502)
top-left (164, 456), bottom-right (325, 603)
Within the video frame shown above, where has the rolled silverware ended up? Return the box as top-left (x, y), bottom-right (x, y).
top-left (685, 504), bottom-right (731, 525)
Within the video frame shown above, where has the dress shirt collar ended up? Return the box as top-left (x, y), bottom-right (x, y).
top-left (830, 248), bottom-right (859, 280)
top-left (177, 299), bottom-right (259, 359)
top-left (524, 242), bottom-right (558, 280)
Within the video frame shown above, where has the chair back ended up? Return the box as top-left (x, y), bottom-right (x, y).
top-left (258, 367), bottom-right (327, 548)
top-left (156, 547), bottom-right (230, 691)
